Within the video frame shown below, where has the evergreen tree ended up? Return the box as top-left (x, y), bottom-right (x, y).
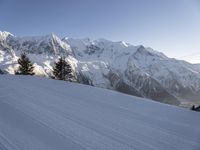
top-left (191, 105), bottom-right (196, 111)
top-left (16, 53), bottom-right (35, 75)
top-left (0, 69), bottom-right (4, 74)
top-left (53, 57), bottom-right (73, 81)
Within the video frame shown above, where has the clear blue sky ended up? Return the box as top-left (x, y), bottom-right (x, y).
top-left (0, 0), bottom-right (200, 63)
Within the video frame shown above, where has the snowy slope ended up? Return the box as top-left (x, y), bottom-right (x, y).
top-left (1, 31), bottom-right (200, 107)
top-left (0, 75), bottom-right (199, 150)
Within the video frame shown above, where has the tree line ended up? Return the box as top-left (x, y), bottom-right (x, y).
top-left (15, 53), bottom-right (74, 81)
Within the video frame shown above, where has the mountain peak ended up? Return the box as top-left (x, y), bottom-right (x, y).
top-left (119, 41), bottom-right (129, 47)
top-left (134, 45), bottom-right (167, 58)
top-left (43, 33), bottom-right (60, 41)
top-left (0, 31), bottom-right (13, 40)
top-left (0, 31), bottom-right (13, 36)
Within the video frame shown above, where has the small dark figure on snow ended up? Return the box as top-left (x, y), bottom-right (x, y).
top-left (191, 105), bottom-right (200, 112)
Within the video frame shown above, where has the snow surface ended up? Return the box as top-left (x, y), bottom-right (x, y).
top-left (0, 75), bottom-right (199, 150)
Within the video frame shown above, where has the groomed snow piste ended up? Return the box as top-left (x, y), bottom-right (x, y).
top-left (0, 75), bottom-right (199, 150)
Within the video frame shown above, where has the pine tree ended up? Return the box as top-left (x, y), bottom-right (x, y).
top-left (16, 53), bottom-right (35, 75)
top-left (0, 69), bottom-right (4, 74)
top-left (52, 57), bottom-right (73, 81)
top-left (191, 105), bottom-right (196, 110)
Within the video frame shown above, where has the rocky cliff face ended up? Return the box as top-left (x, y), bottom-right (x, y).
top-left (1, 31), bottom-right (200, 107)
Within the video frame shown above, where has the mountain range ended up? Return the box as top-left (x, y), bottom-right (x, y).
top-left (1, 31), bottom-right (200, 107)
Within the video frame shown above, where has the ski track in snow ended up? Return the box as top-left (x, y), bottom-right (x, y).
top-left (0, 75), bottom-right (200, 150)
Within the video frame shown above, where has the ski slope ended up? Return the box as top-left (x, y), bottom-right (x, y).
top-left (0, 75), bottom-right (199, 150)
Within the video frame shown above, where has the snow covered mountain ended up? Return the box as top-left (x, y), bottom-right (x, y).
top-left (0, 75), bottom-right (199, 150)
top-left (1, 31), bottom-right (200, 107)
